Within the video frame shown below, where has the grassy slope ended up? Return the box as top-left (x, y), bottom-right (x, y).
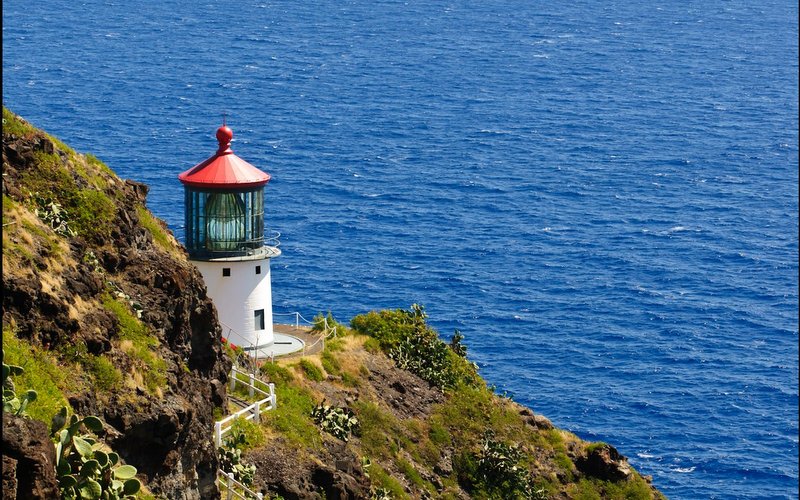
top-left (251, 309), bottom-right (664, 499)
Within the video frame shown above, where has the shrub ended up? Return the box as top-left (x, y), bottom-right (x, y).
top-left (299, 359), bottom-right (324, 382)
top-left (320, 350), bottom-right (341, 376)
top-left (351, 304), bottom-right (479, 391)
top-left (312, 311), bottom-right (348, 337)
top-left (259, 362), bottom-right (294, 385)
top-left (472, 432), bottom-right (536, 499)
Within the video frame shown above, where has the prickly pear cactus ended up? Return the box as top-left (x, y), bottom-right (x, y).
top-left (50, 407), bottom-right (142, 499)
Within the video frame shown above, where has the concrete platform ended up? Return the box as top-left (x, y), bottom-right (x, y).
top-left (246, 332), bottom-right (306, 359)
top-left (240, 324), bottom-right (327, 360)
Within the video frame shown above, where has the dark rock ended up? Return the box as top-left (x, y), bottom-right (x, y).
top-left (1, 413), bottom-right (59, 499)
top-left (519, 407), bottom-right (554, 430)
top-left (2, 456), bottom-right (18, 499)
top-left (125, 179), bottom-right (149, 201)
top-left (575, 443), bottom-right (633, 482)
top-left (434, 450), bottom-right (453, 476)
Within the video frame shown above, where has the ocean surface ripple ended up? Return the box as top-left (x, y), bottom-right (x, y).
top-left (3, 1), bottom-right (798, 498)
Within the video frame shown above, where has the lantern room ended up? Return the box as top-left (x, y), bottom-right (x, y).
top-left (178, 125), bottom-right (272, 259)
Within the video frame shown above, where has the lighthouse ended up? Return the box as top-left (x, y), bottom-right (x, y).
top-left (179, 124), bottom-right (280, 351)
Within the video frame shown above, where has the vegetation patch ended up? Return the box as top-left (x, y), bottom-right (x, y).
top-left (353, 400), bottom-right (405, 460)
top-left (136, 206), bottom-right (179, 256)
top-left (567, 476), bottom-right (657, 500)
top-left (312, 311), bottom-right (349, 337)
top-left (2, 107), bottom-right (37, 137)
top-left (259, 362), bottom-right (294, 384)
top-left (350, 304), bottom-right (480, 391)
top-left (397, 457), bottom-right (433, 492)
top-left (2, 326), bottom-right (71, 423)
top-left (311, 402), bottom-right (359, 441)
top-left (365, 462), bottom-right (408, 500)
top-left (226, 416), bottom-right (266, 451)
top-left (298, 358), bottom-right (324, 382)
top-left (102, 294), bottom-right (167, 394)
top-left (320, 349), bottom-right (341, 376)
top-left (84, 354), bottom-right (123, 392)
top-left (260, 383), bottom-right (320, 449)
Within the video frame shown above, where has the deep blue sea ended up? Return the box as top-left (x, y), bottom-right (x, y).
top-left (3, 1), bottom-right (798, 498)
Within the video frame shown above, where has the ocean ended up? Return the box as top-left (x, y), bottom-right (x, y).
top-left (3, 1), bottom-right (798, 498)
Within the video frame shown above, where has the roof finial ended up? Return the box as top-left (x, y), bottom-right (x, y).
top-left (216, 114), bottom-right (233, 153)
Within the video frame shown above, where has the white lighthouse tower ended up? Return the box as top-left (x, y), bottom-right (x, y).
top-left (179, 124), bottom-right (280, 350)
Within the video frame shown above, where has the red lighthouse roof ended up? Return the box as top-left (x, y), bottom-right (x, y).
top-left (178, 125), bottom-right (271, 188)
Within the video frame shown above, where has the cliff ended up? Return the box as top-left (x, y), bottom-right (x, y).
top-left (2, 109), bottom-right (664, 499)
top-left (2, 108), bottom-right (230, 498)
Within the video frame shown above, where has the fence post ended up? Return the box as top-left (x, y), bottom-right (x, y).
top-left (249, 373), bottom-right (255, 398)
top-left (295, 312), bottom-right (299, 329)
top-left (230, 371), bottom-right (236, 392)
top-left (214, 421), bottom-right (222, 448)
top-left (254, 401), bottom-right (261, 423)
top-left (269, 383), bottom-right (276, 410)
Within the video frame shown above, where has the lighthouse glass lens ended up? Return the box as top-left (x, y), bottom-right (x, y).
top-left (206, 192), bottom-right (246, 251)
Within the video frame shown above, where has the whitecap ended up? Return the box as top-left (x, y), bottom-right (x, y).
top-left (673, 467), bottom-right (696, 473)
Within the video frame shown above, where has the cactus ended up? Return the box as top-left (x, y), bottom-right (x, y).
top-left (50, 406), bottom-right (142, 499)
top-left (311, 402), bottom-right (359, 442)
top-left (2, 350), bottom-right (38, 417)
top-left (218, 445), bottom-right (256, 488)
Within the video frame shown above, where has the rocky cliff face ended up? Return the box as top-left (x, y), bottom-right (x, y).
top-left (2, 109), bottom-right (229, 498)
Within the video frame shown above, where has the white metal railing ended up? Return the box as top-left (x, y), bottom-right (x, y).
top-left (272, 311), bottom-right (316, 329)
top-left (214, 367), bottom-right (275, 448)
top-left (222, 312), bottom-right (340, 360)
top-left (217, 470), bottom-right (263, 500)
top-left (264, 229), bottom-right (280, 248)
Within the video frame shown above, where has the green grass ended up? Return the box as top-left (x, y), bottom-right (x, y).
top-left (68, 188), bottom-right (116, 241)
top-left (226, 416), bottom-right (266, 451)
top-left (320, 350), bottom-right (341, 376)
top-left (84, 354), bottom-right (123, 391)
top-left (136, 206), bottom-right (177, 255)
top-left (340, 371), bottom-right (360, 387)
top-left (84, 153), bottom-right (114, 176)
top-left (353, 400), bottom-right (404, 461)
top-left (259, 362), bottom-right (295, 384)
top-left (298, 359), bottom-right (324, 382)
top-left (2, 326), bottom-right (72, 424)
top-left (367, 462), bottom-right (408, 499)
top-left (585, 441), bottom-right (609, 453)
top-left (8, 119), bottom-right (118, 244)
top-left (3, 107), bottom-right (37, 137)
top-left (260, 384), bottom-right (320, 449)
top-left (397, 458), bottom-right (432, 492)
top-left (102, 294), bottom-right (167, 394)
